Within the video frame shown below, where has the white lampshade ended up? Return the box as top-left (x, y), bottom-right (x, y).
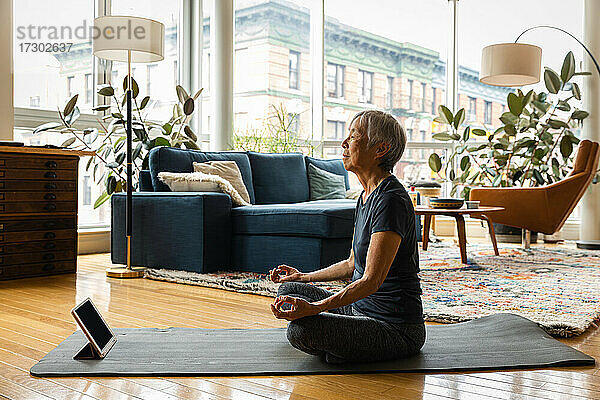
top-left (480, 43), bottom-right (542, 87)
top-left (93, 16), bottom-right (164, 63)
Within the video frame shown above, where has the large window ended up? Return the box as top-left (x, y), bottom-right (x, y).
top-left (13, 0), bottom-right (182, 228)
top-left (233, 0), bottom-right (313, 155)
top-left (327, 63), bottom-right (345, 98)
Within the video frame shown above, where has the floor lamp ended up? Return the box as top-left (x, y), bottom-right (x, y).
top-left (479, 25), bottom-right (600, 250)
top-left (93, 16), bottom-right (165, 278)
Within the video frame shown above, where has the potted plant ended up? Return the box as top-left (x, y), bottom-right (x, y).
top-left (427, 52), bottom-right (592, 242)
top-left (34, 77), bottom-right (203, 209)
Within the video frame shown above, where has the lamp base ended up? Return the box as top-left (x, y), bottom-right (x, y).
top-left (106, 266), bottom-right (146, 278)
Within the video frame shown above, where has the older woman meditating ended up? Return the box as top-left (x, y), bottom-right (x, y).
top-left (269, 110), bottom-right (425, 364)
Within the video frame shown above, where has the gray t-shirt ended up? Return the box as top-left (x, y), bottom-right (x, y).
top-left (351, 175), bottom-right (423, 324)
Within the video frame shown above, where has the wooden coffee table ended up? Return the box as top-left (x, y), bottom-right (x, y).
top-left (415, 206), bottom-right (505, 264)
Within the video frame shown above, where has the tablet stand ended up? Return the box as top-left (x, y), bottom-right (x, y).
top-left (73, 342), bottom-right (102, 360)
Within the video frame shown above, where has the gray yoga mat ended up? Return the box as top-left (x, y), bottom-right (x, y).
top-left (30, 314), bottom-right (594, 377)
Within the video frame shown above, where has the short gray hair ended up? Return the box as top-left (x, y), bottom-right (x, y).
top-left (350, 110), bottom-right (406, 172)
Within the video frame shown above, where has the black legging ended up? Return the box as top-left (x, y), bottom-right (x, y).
top-left (278, 282), bottom-right (426, 364)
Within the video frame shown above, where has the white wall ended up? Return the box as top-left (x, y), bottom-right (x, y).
top-left (0, 0), bottom-right (13, 140)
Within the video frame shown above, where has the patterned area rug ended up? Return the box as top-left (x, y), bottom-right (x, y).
top-left (145, 243), bottom-right (600, 337)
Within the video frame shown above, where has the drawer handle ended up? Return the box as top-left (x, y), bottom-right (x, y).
top-left (44, 203), bottom-right (57, 211)
top-left (44, 193), bottom-right (56, 200)
top-left (43, 253), bottom-right (55, 261)
top-left (44, 242), bottom-right (56, 250)
top-left (44, 232), bottom-right (56, 239)
top-left (44, 172), bottom-right (57, 179)
top-left (42, 263), bottom-right (55, 272)
top-left (45, 161), bottom-right (58, 169)
top-left (45, 183), bottom-right (57, 190)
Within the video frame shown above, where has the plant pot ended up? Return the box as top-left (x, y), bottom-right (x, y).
top-left (492, 223), bottom-right (538, 244)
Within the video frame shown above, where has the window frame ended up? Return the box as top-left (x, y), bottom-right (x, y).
top-left (358, 69), bottom-right (373, 104)
top-left (385, 76), bottom-right (394, 109)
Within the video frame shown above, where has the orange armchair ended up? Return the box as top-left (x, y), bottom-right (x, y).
top-left (469, 140), bottom-right (599, 243)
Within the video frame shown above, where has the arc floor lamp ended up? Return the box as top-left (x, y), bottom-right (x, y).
top-left (93, 16), bottom-right (164, 278)
top-left (479, 25), bottom-right (600, 86)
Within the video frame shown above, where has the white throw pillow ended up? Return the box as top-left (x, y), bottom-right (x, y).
top-left (158, 171), bottom-right (250, 206)
top-left (193, 161), bottom-right (251, 204)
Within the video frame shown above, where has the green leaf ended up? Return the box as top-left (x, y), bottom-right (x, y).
top-left (552, 157), bottom-right (560, 177)
top-left (176, 85), bottom-right (189, 104)
top-left (573, 71), bottom-right (592, 76)
top-left (432, 132), bottom-right (453, 141)
top-left (460, 156), bottom-right (470, 171)
top-left (112, 112), bottom-right (124, 119)
top-left (33, 122), bottom-right (61, 134)
top-left (154, 137), bottom-right (170, 147)
top-left (560, 135), bottom-right (573, 158)
top-left (63, 94), bottom-right (79, 118)
top-left (94, 191), bottom-right (110, 209)
top-left (123, 76), bottom-right (139, 98)
top-left (449, 169), bottom-right (456, 181)
top-left (523, 90), bottom-right (534, 108)
top-left (561, 51), bottom-right (575, 83)
top-left (461, 126), bottom-right (470, 141)
top-left (116, 152), bottom-right (126, 165)
top-left (140, 96), bottom-right (150, 110)
top-left (453, 108), bottom-right (465, 129)
top-left (438, 105), bottom-right (454, 125)
top-left (572, 82), bottom-right (581, 100)
top-left (85, 156), bottom-right (94, 171)
top-left (507, 93), bottom-right (523, 116)
top-left (428, 153), bottom-right (442, 172)
top-left (132, 142), bottom-right (143, 160)
top-left (106, 176), bottom-right (117, 195)
top-left (192, 88), bottom-right (204, 100)
top-left (556, 100), bottom-right (571, 112)
top-left (98, 86), bottom-right (115, 97)
top-left (544, 68), bottom-right (562, 94)
top-left (183, 97), bottom-right (195, 115)
top-left (184, 141), bottom-right (200, 150)
top-left (92, 105), bottom-right (111, 112)
top-left (61, 137), bottom-right (76, 147)
top-left (450, 133), bottom-right (461, 141)
top-left (572, 110), bottom-right (589, 120)
top-left (532, 169), bottom-right (544, 185)
top-left (504, 124), bottom-right (517, 136)
top-left (548, 119), bottom-right (569, 129)
top-left (472, 128), bottom-right (487, 137)
top-left (162, 123), bottom-right (173, 135)
top-left (183, 125), bottom-right (197, 141)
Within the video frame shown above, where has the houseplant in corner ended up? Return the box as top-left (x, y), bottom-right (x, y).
top-left (428, 51), bottom-right (592, 242)
top-left (33, 78), bottom-right (203, 209)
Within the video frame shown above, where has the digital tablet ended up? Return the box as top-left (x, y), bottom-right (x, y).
top-left (71, 298), bottom-right (117, 358)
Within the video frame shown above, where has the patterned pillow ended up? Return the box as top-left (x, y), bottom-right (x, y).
top-left (193, 161), bottom-right (251, 204)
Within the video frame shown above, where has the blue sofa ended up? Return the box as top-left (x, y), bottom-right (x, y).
top-left (111, 147), bottom-right (422, 274)
top-left (111, 147), bottom-right (359, 274)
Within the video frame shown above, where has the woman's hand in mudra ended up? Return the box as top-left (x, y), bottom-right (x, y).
top-left (269, 264), bottom-right (304, 283)
top-left (270, 296), bottom-right (320, 321)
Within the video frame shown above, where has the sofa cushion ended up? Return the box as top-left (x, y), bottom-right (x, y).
top-left (307, 164), bottom-right (346, 200)
top-left (232, 199), bottom-right (356, 238)
top-left (148, 147), bottom-right (255, 203)
top-left (248, 152), bottom-right (309, 204)
top-left (305, 156), bottom-right (350, 190)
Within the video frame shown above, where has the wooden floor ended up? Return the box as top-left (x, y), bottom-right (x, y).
top-left (1, 250), bottom-right (600, 400)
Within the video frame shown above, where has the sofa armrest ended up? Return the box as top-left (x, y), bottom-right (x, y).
top-left (111, 192), bottom-right (232, 272)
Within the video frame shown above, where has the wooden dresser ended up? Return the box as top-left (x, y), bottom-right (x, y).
top-left (0, 147), bottom-right (94, 280)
